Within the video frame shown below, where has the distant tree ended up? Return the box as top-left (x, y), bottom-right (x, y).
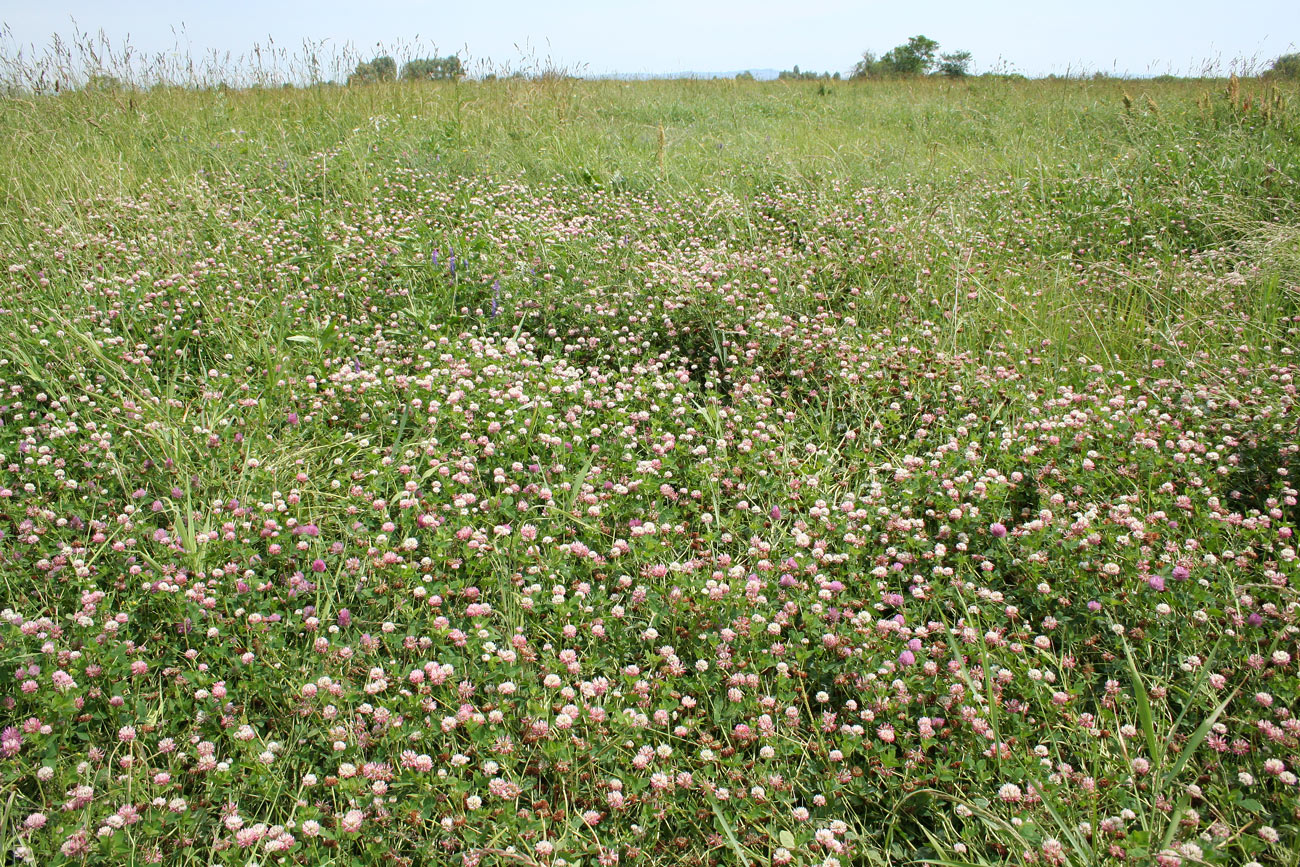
top-left (401, 56), bottom-right (465, 82)
top-left (401, 58), bottom-right (435, 81)
top-left (851, 51), bottom-right (884, 79)
top-left (1265, 53), bottom-right (1300, 80)
top-left (735, 71), bottom-right (755, 81)
top-left (372, 56), bottom-right (397, 81)
top-left (937, 50), bottom-right (973, 78)
top-left (347, 55), bottom-right (397, 85)
top-left (851, 35), bottom-right (961, 79)
top-left (778, 64), bottom-right (828, 81)
top-left (883, 35), bottom-right (939, 75)
top-left (84, 73), bottom-right (127, 92)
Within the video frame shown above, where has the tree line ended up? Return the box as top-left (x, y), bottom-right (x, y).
top-left (345, 43), bottom-right (1300, 87)
top-left (851, 35), bottom-right (972, 78)
top-left (347, 54), bottom-right (464, 85)
top-left (758, 35), bottom-right (975, 83)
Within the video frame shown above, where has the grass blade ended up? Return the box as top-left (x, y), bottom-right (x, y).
top-left (1120, 632), bottom-right (1162, 768)
top-left (1167, 636), bottom-right (1223, 736)
top-left (1163, 687), bottom-right (1240, 787)
top-left (1032, 779), bottom-right (1093, 863)
top-left (711, 799), bottom-right (753, 867)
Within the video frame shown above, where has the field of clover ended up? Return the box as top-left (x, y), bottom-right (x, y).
top-left (1, 77), bottom-right (1299, 867)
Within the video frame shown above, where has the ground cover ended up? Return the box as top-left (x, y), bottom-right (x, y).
top-left (1, 74), bottom-right (1299, 865)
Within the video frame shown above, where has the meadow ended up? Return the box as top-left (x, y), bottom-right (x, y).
top-left (0, 70), bottom-right (1299, 866)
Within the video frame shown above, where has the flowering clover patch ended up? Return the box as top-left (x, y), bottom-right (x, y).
top-left (1, 80), bottom-right (1298, 867)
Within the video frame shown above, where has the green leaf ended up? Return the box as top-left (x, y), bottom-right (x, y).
top-left (1159, 794), bottom-right (1190, 852)
top-left (1163, 686), bottom-right (1239, 786)
top-left (1120, 631), bottom-right (1162, 768)
top-left (1167, 636), bottom-right (1224, 735)
top-left (711, 800), bottom-right (753, 867)
top-left (779, 830), bottom-right (796, 849)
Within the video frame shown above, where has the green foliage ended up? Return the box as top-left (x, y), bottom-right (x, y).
top-left (777, 64), bottom-right (834, 81)
top-left (937, 50), bottom-right (973, 78)
top-left (885, 34), bottom-right (939, 75)
top-left (83, 73), bottom-right (128, 92)
top-left (347, 55), bottom-right (397, 85)
top-left (372, 55), bottom-right (397, 81)
top-left (1265, 52), bottom-right (1300, 80)
top-left (400, 55), bottom-right (465, 81)
top-left (852, 35), bottom-right (968, 79)
top-left (1, 69), bottom-right (1300, 867)
top-left (850, 50), bottom-right (880, 79)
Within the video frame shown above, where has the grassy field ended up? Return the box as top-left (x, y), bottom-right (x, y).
top-left (1, 73), bottom-right (1299, 866)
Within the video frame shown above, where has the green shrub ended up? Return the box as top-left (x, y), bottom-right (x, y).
top-left (1265, 52), bottom-right (1300, 80)
top-left (347, 55), bottom-right (396, 85)
top-left (851, 35), bottom-right (973, 79)
top-left (400, 56), bottom-right (464, 82)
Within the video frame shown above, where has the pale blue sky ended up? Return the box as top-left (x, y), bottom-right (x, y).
top-left (2, 0), bottom-right (1296, 79)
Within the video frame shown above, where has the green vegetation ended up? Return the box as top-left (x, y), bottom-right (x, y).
top-left (776, 65), bottom-right (839, 81)
top-left (0, 62), bottom-right (1299, 867)
top-left (852, 34), bottom-right (973, 78)
top-left (936, 50), bottom-right (973, 78)
top-left (348, 54), bottom-right (398, 84)
top-left (346, 52), bottom-right (466, 86)
top-left (1267, 52), bottom-right (1300, 81)
top-left (400, 55), bottom-right (465, 81)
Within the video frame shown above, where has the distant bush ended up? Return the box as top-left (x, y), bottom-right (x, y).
top-left (401, 56), bottom-right (464, 82)
top-left (851, 35), bottom-right (972, 79)
top-left (937, 50), bottom-right (973, 78)
top-left (777, 65), bottom-right (834, 81)
top-left (344, 54), bottom-right (471, 85)
top-left (347, 56), bottom-right (396, 86)
top-left (83, 73), bottom-right (128, 93)
top-left (1265, 52), bottom-right (1300, 80)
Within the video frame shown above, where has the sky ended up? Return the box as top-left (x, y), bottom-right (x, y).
top-left (2, 0), bottom-right (1297, 80)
